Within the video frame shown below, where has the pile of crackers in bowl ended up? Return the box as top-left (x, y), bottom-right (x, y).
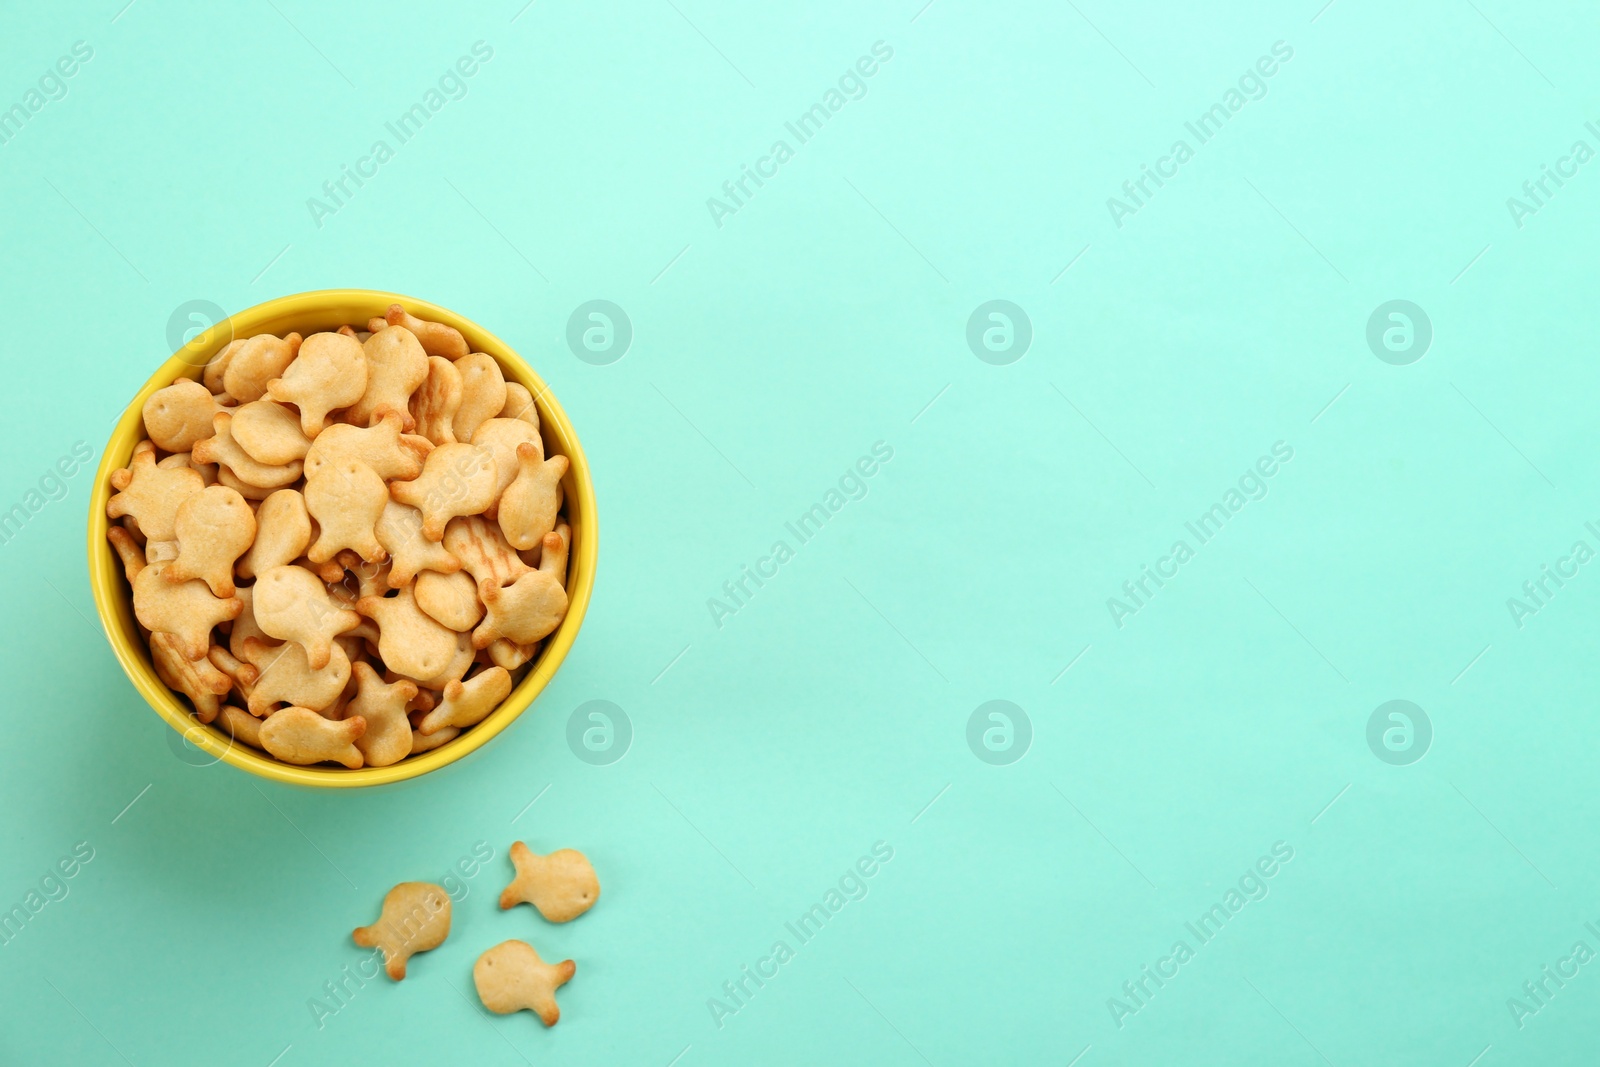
top-left (104, 304), bottom-right (571, 769)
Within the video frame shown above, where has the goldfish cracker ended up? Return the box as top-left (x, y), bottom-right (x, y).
top-left (498, 841), bottom-right (600, 923)
top-left (347, 326), bottom-right (427, 429)
top-left (164, 485), bottom-right (256, 597)
top-left (107, 442), bottom-right (204, 541)
top-left (382, 304), bottom-right (469, 361)
top-left (237, 489), bottom-right (311, 580)
top-left (252, 564), bottom-right (360, 670)
top-left (304, 460), bottom-right (389, 565)
top-left (348, 662), bottom-right (416, 768)
top-left (133, 560), bottom-right (242, 661)
top-left (473, 940), bottom-right (574, 1026)
top-left (143, 380), bottom-right (226, 453)
top-left (259, 706), bottom-right (365, 767)
top-left (409, 356), bottom-right (462, 446)
top-left (388, 443), bottom-right (497, 541)
top-left (417, 666), bottom-right (510, 735)
top-left (267, 332), bottom-right (368, 437)
top-left (230, 400), bottom-right (313, 465)
top-left (452, 353), bottom-right (507, 444)
top-left (352, 882), bottom-right (452, 980)
top-left (222, 332), bottom-right (303, 404)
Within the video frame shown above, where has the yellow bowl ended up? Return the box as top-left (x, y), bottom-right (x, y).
top-left (87, 290), bottom-right (597, 788)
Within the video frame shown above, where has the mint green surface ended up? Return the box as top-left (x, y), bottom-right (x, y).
top-left (2, 1), bottom-right (1597, 1063)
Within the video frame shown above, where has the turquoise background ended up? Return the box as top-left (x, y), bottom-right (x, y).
top-left (1, 0), bottom-right (1597, 1063)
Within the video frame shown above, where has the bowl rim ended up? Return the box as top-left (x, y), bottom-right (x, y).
top-left (86, 289), bottom-right (597, 788)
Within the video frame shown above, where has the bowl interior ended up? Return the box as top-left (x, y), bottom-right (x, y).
top-left (87, 290), bottom-right (595, 788)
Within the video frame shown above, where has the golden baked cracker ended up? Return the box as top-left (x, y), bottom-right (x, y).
top-left (499, 382), bottom-right (540, 429)
top-left (388, 442), bottom-right (497, 541)
top-left (409, 356), bottom-right (462, 446)
top-left (133, 560), bottom-right (243, 661)
top-left (222, 332), bottom-right (303, 404)
top-left (304, 459), bottom-right (388, 564)
top-left (143, 380), bottom-right (225, 453)
top-left (323, 660), bottom-right (364, 721)
top-left (473, 538), bottom-right (569, 647)
top-left (383, 304), bottom-right (469, 361)
top-left (237, 489), bottom-right (311, 580)
top-left (348, 662), bottom-right (416, 768)
top-left (302, 412), bottom-right (427, 482)
top-left (259, 706), bottom-right (365, 767)
top-left (418, 666), bottom-right (510, 735)
top-left (442, 515), bottom-right (531, 588)
top-left (193, 410), bottom-right (304, 489)
top-left (297, 553), bottom-right (349, 585)
top-left (541, 522), bottom-right (570, 588)
top-left (380, 502), bottom-right (464, 591)
top-left (333, 549), bottom-right (392, 600)
top-left (151, 632), bottom-right (232, 723)
top-left (406, 686), bottom-right (438, 715)
top-left (107, 443), bottom-right (205, 542)
top-left (356, 586), bottom-right (460, 682)
top-left (470, 417), bottom-right (541, 512)
top-left (375, 501), bottom-right (461, 587)
top-left (203, 338), bottom-right (243, 395)
top-left (353, 881), bottom-right (452, 980)
top-left (159, 451), bottom-right (219, 489)
top-left (144, 539), bottom-right (179, 564)
top-left (486, 638), bottom-right (538, 670)
top-left (499, 842), bottom-right (600, 923)
top-left (118, 514), bottom-right (147, 545)
top-left (216, 703), bottom-right (264, 749)
top-left (498, 447), bottom-right (567, 551)
top-left (452, 352), bottom-right (507, 444)
top-left (165, 485), bottom-right (256, 597)
top-left (241, 637), bottom-right (351, 717)
top-left (410, 725), bottom-right (458, 753)
top-left (228, 584), bottom-right (271, 659)
top-left (206, 645), bottom-right (261, 705)
top-left (347, 325), bottom-right (427, 430)
top-left (252, 564), bottom-right (360, 670)
top-left (230, 400), bottom-right (313, 464)
top-left (267, 331), bottom-right (368, 437)
top-left (215, 464), bottom-right (275, 500)
top-left (106, 525), bottom-right (147, 582)
top-left (474, 940), bottom-right (575, 1026)
top-left (414, 569), bottom-right (483, 631)
top-left (403, 631), bottom-right (475, 691)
